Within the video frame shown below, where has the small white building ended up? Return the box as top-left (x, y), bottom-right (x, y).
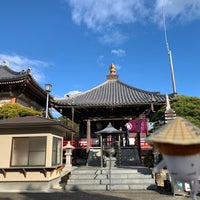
top-left (0, 116), bottom-right (72, 192)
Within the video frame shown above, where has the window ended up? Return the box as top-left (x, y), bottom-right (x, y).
top-left (52, 137), bottom-right (62, 165)
top-left (11, 137), bottom-right (46, 167)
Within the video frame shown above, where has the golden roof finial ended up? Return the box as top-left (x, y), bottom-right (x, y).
top-left (107, 63), bottom-right (118, 80)
top-left (110, 63), bottom-right (116, 75)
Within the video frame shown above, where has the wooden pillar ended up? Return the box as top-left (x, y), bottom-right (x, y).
top-left (136, 119), bottom-right (141, 163)
top-left (100, 135), bottom-right (103, 168)
top-left (11, 97), bottom-right (16, 104)
top-left (86, 119), bottom-right (91, 153)
top-left (71, 107), bottom-right (74, 141)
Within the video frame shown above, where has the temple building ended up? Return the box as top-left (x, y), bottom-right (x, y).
top-left (0, 61), bottom-right (175, 166)
top-left (53, 64), bottom-right (175, 154)
top-left (0, 60), bottom-right (52, 113)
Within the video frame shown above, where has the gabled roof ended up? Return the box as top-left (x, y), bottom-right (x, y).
top-left (54, 64), bottom-right (170, 108)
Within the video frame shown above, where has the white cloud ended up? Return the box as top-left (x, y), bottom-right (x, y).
top-left (99, 31), bottom-right (128, 46)
top-left (0, 54), bottom-right (49, 83)
top-left (115, 64), bottom-right (121, 71)
top-left (97, 55), bottom-right (105, 67)
top-left (67, 0), bottom-right (147, 45)
top-left (68, 0), bottom-right (146, 30)
top-left (153, 0), bottom-right (200, 25)
top-left (111, 49), bottom-right (126, 57)
top-left (66, 0), bottom-right (200, 45)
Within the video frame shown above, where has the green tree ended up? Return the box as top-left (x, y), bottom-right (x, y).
top-left (55, 116), bottom-right (79, 139)
top-left (0, 103), bottom-right (42, 119)
top-left (151, 95), bottom-right (200, 128)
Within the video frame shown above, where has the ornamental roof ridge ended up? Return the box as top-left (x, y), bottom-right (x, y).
top-left (116, 79), bottom-right (161, 95)
top-left (0, 64), bottom-right (52, 102)
top-left (0, 64), bottom-right (30, 80)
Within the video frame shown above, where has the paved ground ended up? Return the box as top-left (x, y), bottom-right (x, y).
top-left (0, 189), bottom-right (196, 200)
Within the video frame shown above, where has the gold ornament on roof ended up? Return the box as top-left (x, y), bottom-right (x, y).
top-left (110, 63), bottom-right (116, 75)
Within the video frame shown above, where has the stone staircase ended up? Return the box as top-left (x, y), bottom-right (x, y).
top-left (64, 167), bottom-right (156, 191)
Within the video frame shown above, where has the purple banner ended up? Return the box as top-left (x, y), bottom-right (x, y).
top-left (139, 119), bottom-right (147, 133)
top-left (125, 119), bottom-right (147, 134)
top-left (125, 120), bottom-right (137, 132)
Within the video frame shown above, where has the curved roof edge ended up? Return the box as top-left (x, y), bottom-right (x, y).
top-left (53, 75), bottom-right (175, 107)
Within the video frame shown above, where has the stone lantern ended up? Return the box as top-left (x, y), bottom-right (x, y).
top-left (95, 123), bottom-right (125, 168)
top-left (63, 141), bottom-right (74, 167)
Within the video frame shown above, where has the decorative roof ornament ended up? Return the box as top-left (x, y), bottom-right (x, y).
top-left (165, 94), bottom-right (171, 110)
top-left (110, 63), bottom-right (116, 74)
top-left (107, 63), bottom-right (118, 80)
top-left (165, 94), bottom-right (176, 123)
top-left (27, 67), bottom-right (31, 74)
top-left (2, 60), bottom-right (9, 67)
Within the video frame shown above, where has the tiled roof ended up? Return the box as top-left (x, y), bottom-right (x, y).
top-left (0, 65), bottom-right (29, 82)
top-left (0, 116), bottom-right (74, 131)
top-left (0, 65), bottom-right (52, 107)
top-left (54, 79), bottom-right (168, 107)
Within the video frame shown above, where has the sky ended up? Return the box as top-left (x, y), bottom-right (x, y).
top-left (0, 0), bottom-right (200, 100)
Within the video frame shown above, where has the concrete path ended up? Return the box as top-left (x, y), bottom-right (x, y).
top-left (0, 189), bottom-right (194, 200)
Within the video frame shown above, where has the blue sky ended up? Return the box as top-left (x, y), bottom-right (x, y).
top-left (1, 0), bottom-right (200, 99)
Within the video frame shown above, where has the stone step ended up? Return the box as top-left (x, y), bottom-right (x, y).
top-left (100, 178), bottom-right (155, 184)
top-left (70, 174), bottom-right (107, 179)
top-left (108, 184), bottom-right (154, 190)
top-left (64, 167), bottom-right (155, 191)
top-left (71, 168), bottom-right (140, 175)
top-left (65, 183), bottom-right (154, 191)
top-left (65, 184), bottom-right (107, 191)
top-left (67, 178), bottom-right (154, 185)
top-left (70, 173), bottom-right (152, 179)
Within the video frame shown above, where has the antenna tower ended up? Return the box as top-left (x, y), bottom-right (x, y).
top-left (162, 5), bottom-right (177, 95)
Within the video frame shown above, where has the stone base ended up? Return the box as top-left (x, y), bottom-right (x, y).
top-left (0, 177), bottom-right (61, 192)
